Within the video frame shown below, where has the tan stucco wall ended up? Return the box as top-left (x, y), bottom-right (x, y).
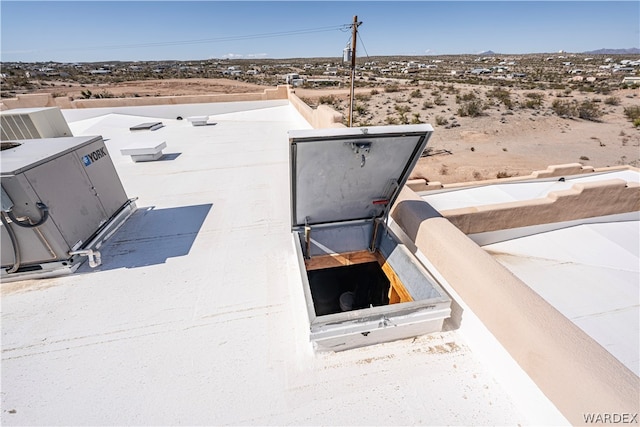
top-left (1, 86), bottom-right (289, 111)
top-left (1, 85), bottom-right (346, 130)
top-left (390, 186), bottom-right (640, 425)
top-left (287, 90), bottom-right (345, 129)
top-left (407, 163), bottom-right (601, 193)
top-left (443, 178), bottom-right (640, 234)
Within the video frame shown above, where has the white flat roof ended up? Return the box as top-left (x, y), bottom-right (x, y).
top-left (483, 219), bottom-right (640, 376)
top-left (421, 170), bottom-right (640, 212)
top-left (420, 170), bottom-right (639, 377)
top-left (1, 102), bottom-right (565, 425)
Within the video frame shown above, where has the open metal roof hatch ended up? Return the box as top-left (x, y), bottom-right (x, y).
top-left (289, 124), bottom-right (433, 228)
top-left (288, 125), bottom-right (449, 352)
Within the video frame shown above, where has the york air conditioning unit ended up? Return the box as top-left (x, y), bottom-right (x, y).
top-left (1, 136), bottom-right (136, 281)
top-left (0, 107), bottom-right (73, 140)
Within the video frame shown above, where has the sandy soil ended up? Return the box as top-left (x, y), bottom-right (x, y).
top-left (42, 78), bottom-right (268, 98)
top-left (296, 84), bottom-right (640, 183)
top-left (39, 78), bottom-right (640, 183)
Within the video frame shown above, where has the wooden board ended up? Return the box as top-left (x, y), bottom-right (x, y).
top-left (304, 250), bottom-right (378, 271)
top-left (375, 252), bottom-right (414, 304)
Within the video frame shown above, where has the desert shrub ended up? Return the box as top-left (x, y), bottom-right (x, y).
top-left (410, 89), bottom-right (423, 98)
top-left (434, 95), bottom-right (446, 106)
top-left (496, 171), bottom-right (514, 179)
top-left (370, 89), bottom-right (379, 96)
top-left (394, 105), bottom-right (411, 124)
top-left (580, 156), bottom-right (590, 161)
top-left (385, 116), bottom-right (399, 125)
top-left (604, 96), bottom-right (620, 106)
top-left (410, 113), bottom-right (422, 124)
top-left (456, 92), bottom-right (476, 103)
top-left (318, 95), bottom-right (338, 106)
top-left (457, 100), bottom-right (484, 117)
top-left (445, 85), bottom-right (458, 94)
top-left (355, 93), bottom-right (371, 102)
top-left (634, 118), bottom-right (640, 128)
top-left (523, 92), bottom-right (544, 109)
top-left (623, 105), bottom-right (640, 121)
top-left (354, 103), bottom-right (367, 115)
top-left (551, 99), bottom-right (576, 117)
top-left (385, 84), bottom-right (400, 93)
top-left (486, 87), bottom-right (512, 108)
top-left (577, 100), bottom-right (602, 121)
top-left (422, 100), bottom-right (434, 109)
top-left (435, 115), bottom-right (448, 126)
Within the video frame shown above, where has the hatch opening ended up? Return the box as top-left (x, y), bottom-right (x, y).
top-left (305, 250), bottom-right (413, 316)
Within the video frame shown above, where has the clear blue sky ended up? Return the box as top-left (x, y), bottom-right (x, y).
top-left (1, 1), bottom-right (638, 62)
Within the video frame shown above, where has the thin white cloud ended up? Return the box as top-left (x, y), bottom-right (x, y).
top-left (219, 53), bottom-right (269, 59)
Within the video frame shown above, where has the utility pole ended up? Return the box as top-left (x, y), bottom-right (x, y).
top-left (348, 15), bottom-right (362, 127)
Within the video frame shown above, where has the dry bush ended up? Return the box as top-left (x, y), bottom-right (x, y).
top-left (456, 92), bottom-right (476, 103)
top-left (422, 100), bottom-right (434, 109)
top-left (496, 171), bottom-right (514, 179)
top-left (486, 87), bottom-right (512, 108)
top-left (458, 100), bottom-right (484, 117)
top-left (551, 99), bottom-right (576, 117)
top-left (318, 95), bottom-right (338, 107)
top-left (523, 92), bottom-right (545, 109)
top-left (624, 105), bottom-right (640, 121)
top-left (577, 100), bottom-right (603, 121)
top-left (434, 95), bottom-right (446, 106)
top-left (604, 96), bottom-right (620, 106)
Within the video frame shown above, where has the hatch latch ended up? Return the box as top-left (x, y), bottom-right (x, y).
top-left (350, 141), bottom-right (371, 168)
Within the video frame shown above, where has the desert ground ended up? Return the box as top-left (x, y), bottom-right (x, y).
top-left (24, 78), bottom-right (640, 183)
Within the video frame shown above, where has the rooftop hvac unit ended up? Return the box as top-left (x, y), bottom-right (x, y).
top-left (289, 124), bottom-right (452, 351)
top-left (0, 107), bottom-right (73, 141)
top-left (1, 136), bottom-right (136, 281)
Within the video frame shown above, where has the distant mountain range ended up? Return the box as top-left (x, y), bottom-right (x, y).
top-left (582, 48), bottom-right (640, 55)
top-left (474, 48), bottom-right (639, 55)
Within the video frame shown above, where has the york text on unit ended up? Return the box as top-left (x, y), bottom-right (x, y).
top-left (83, 147), bottom-right (108, 166)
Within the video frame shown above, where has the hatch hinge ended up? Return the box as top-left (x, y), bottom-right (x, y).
top-left (304, 216), bottom-right (311, 260)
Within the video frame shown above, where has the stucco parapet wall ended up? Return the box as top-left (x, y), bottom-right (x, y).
top-left (287, 87), bottom-right (345, 129)
top-left (0, 93), bottom-right (57, 110)
top-left (390, 186), bottom-right (640, 426)
top-left (442, 178), bottom-right (640, 235)
top-left (0, 86), bottom-right (289, 111)
top-left (407, 163), bottom-right (603, 192)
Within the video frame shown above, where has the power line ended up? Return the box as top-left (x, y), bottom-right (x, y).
top-left (357, 31), bottom-right (370, 61)
top-left (50, 24), bottom-right (350, 53)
